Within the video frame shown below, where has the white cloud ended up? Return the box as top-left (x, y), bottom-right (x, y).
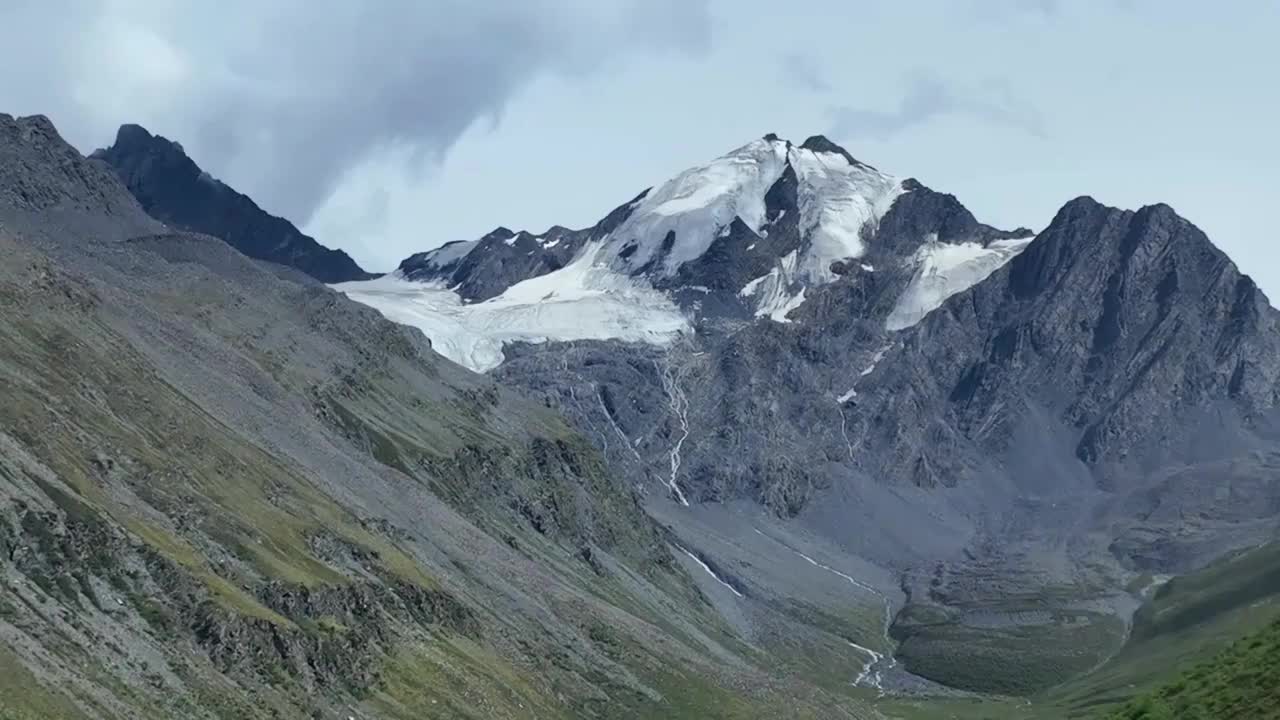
top-left (0, 0), bottom-right (710, 225)
top-left (829, 72), bottom-right (1046, 143)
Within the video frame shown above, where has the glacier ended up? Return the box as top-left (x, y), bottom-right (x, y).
top-left (333, 243), bottom-right (689, 372)
top-left (886, 235), bottom-right (1034, 331)
top-left (605, 137), bottom-right (791, 277)
top-left (788, 144), bottom-right (903, 285)
top-left (337, 134), bottom-right (1018, 369)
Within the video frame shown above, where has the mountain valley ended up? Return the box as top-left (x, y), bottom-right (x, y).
top-left (1, 110), bottom-right (1277, 719)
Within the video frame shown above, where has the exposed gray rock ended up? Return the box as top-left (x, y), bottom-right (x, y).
top-left (489, 155), bottom-right (1280, 692)
top-left (0, 113), bottom-right (163, 242)
top-left (92, 123), bottom-right (374, 283)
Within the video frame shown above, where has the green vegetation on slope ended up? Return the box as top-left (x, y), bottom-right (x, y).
top-left (0, 645), bottom-right (88, 720)
top-left (0, 229), bottom-right (869, 718)
top-left (371, 636), bottom-right (571, 720)
top-left (875, 542), bottom-right (1280, 720)
top-left (894, 603), bottom-right (1127, 696)
top-left (1045, 542), bottom-right (1280, 717)
top-left (1110, 615), bottom-right (1280, 720)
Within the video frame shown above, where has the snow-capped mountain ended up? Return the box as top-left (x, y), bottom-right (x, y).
top-left (482, 181), bottom-right (1280, 693)
top-left (337, 134), bottom-right (1032, 371)
top-left (65, 116), bottom-right (1280, 700)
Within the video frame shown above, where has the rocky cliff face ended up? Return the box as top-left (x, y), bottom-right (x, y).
top-left (92, 124), bottom-right (374, 283)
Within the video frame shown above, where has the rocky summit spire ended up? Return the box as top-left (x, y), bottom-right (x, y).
top-left (94, 124), bottom-right (374, 284)
top-left (799, 134), bottom-right (872, 169)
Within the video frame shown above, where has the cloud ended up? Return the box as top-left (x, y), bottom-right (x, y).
top-left (779, 53), bottom-right (831, 93)
top-left (829, 72), bottom-right (1045, 142)
top-left (964, 0), bottom-right (1136, 21)
top-left (0, 0), bottom-right (711, 223)
top-left (964, 0), bottom-right (1061, 20)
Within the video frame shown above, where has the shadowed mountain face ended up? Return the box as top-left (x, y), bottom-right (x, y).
top-left (92, 124), bottom-right (374, 283)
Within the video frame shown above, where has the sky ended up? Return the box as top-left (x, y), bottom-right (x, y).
top-left (2, 0), bottom-right (1278, 296)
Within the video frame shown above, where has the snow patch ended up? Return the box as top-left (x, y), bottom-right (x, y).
top-left (861, 344), bottom-right (892, 376)
top-left (767, 287), bottom-right (806, 323)
top-left (886, 235), bottom-right (1034, 331)
top-left (739, 251), bottom-right (808, 322)
top-left (605, 138), bottom-right (790, 277)
top-left (334, 242), bottom-right (690, 373)
top-left (370, 135), bottom-right (918, 369)
top-left (415, 239), bottom-right (478, 270)
top-left (739, 274), bottom-right (767, 298)
top-left (788, 147), bottom-right (903, 285)
top-left (675, 545), bottom-right (743, 598)
top-left (693, 146), bottom-right (902, 323)
top-left (837, 343), bottom-right (894, 404)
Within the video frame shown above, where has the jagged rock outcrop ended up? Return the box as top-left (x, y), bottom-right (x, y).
top-left (861, 196), bottom-right (1280, 500)
top-left (92, 124), bottom-right (374, 283)
top-left (399, 225), bottom-right (585, 301)
top-left (0, 113), bottom-right (163, 241)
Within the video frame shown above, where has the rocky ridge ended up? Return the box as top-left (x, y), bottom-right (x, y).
top-left (92, 124), bottom-right (374, 283)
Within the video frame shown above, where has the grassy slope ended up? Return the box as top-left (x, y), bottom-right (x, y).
top-left (876, 542), bottom-right (1280, 720)
top-left (0, 229), bottom-right (869, 718)
top-left (1108, 615), bottom-right (1280, 720)
top-left (1046, 542), bottom-right (1280, 718)
top-left (0, 645), bottom-right (89, 720)
top-left (894, 606), bottom-right (1127, 696)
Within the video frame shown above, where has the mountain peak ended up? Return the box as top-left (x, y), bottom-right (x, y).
top-left (12, 113), bottom-right (58, 135)
top-left (92, 124), bottom-right (195, 174)
top-left (0, 113), bottom-right (162, 238)
top-left (799, 134), bottom-right (869, 168)
top-left (114, 122), bottom-right (154, 145)
top-left (99, 123), bottom-right (189, 157)
top-left (2, 114), bottom-right (73, 151)
top-left (95, 122), bottom-right (374, 283)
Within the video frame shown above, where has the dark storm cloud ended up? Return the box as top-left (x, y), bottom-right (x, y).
top-left (0, 0), bottom-right (711, 222)
top-left (829, 73), bottom-right (1045, 142)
